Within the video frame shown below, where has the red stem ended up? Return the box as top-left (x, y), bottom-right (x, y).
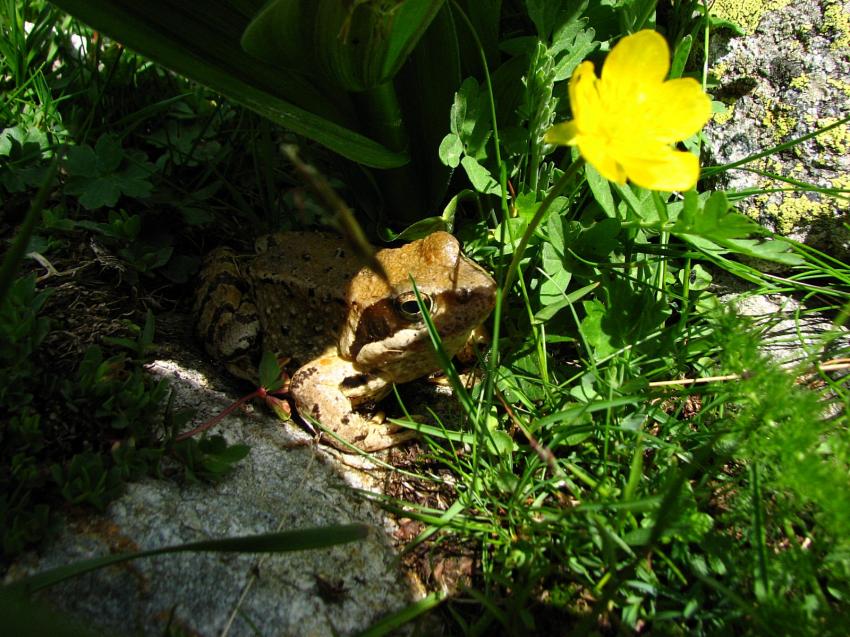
top-left (174, 390), bottom-right (261, 442)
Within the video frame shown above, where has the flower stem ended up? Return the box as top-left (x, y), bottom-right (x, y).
top-left (174, 390), bottom-right (261, 442)
top-left (501, 157), bottom-right (585, 296)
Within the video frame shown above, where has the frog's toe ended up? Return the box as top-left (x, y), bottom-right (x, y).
top-left (322, 416), bottom-right (416, 452)
top-left (352, 425), bottom-right (418, 452)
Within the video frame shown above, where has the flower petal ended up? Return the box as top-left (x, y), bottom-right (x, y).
top-left (550, 29), bottom-right (711, 192)
top-left (644, 78), bottom-right (713, 142)
top-left (602, 30), bottom-right (670, 87)
top-left (544, 121), bottom-right (580, 146)
top-left (568, 61), bottom-right (600, 126)
top-left (622, 147), bottom-right (700, 192)
top-left (580, 135), bottom-right (627, 185)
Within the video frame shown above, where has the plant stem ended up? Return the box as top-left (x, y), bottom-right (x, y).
top-left (501, 157), bottom-right (585, 296)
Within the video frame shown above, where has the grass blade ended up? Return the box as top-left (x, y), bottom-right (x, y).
top-left (6, 524), bottom-right (369, 595)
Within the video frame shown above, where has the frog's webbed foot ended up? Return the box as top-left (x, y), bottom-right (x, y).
top-left (290, 354), bottom-right (416, 452)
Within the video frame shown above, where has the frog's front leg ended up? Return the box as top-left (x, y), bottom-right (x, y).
top-left (289, 351), bottom-right (417, 452)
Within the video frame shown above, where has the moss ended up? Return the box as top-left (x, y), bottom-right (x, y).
top-left (711, 0), bottom-right (793, 33)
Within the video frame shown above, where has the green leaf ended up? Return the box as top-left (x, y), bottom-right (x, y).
top-left (678, 263), bottom-right (712, 291)
top-left (585, 162), bottom-right (615, 217)
top-left (64, 145), bottom-right (98, 178)
top-left (63, 141), bottom-right (154, 209)
top-left (94, 134), bottom-right (124, 173)
top-left (539, 212), bottom-right (572, 305)
top-left (120, 244), bottom-right (173, 271)
top-left (534, 281), bottom-right (598, 323)
top-left (461, 156), bottom-right (501, 195)
top-left (552, 24), bottom-right (596, 81)
top-left (259, 350), bottom-right (285, 391)
top-left (356, 591), bottom-right (446, 637)
top-left (378, 217), bottom-right (449, 242)
top-left (449, 76), bottom-right (491, 160)
top-left (393, 2), bottom-right (460, 206)
top-left (0, 592), bottom-right (102, 637)
top-left (200, 439), bottom-right (251, 471)
top-left (539, 240), bottom-right (572, 304)
top-left (379, 0), bottom-right (446, 81)
top-left (672, 191), bottom-right (762, 241)
top-left (74, 177), bottom-right (122, 209)
top-left (449, 77), bottom-right (475, 136)
top-left (50, 0), bottom-right (408, 169)
top-left (439, 189), bottom-right (475, 232)
top-left (685, 235), bottom-right (805, 266)
top-left (485, 429), bottom-right (517, 455)
top-left (579, 299), bottom-right (616, 358)
top-left (574, 217), bottom-right (620, 258)
top-left (671, 191), bottom-right (803, 265)
top-left (140, 309), bottom-right (155, 349)
top-left (438, 133), bottom-right (463, 168)
top-left (670, 34), bottom-right (693, 79)
top-left (324, 0), bottom-right (444, 91)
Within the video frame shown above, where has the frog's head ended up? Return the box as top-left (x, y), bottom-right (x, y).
top-left (340, 232), bottom-right (496, 382)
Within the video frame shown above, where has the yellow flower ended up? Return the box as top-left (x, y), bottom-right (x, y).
top-left (544, 30), bottom-right (712, 192)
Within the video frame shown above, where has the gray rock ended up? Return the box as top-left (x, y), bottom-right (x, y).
top-left (6, 360), bottom-right (414, 637)
top-left (706, 0), bottom-right (850, 257)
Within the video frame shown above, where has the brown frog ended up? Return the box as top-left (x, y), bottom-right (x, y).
top-left (194, 231), bottom-right (496, 451)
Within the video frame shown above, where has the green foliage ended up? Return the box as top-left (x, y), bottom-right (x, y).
top-left (2, 0), bottom-right (849, 635)
top-left (46, 0), bottom-right (490, 219)
top-left (385, 3), bottom-right (848, 635)
top-left (0, 124), bottom-right (54, 192)
top-left (62, 134), bottom-right (155, 209)
top-left (170, 436), bottom-right (251, 483)
top-left (0, 3), bottom-right (290, 562)
top-left (0, 289), bottom-right (245, 559)
top-left (0, 275), bottom-right (50, 404)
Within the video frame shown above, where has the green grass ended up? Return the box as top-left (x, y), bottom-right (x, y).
top-left (2, 0), bottom-right (849, 635)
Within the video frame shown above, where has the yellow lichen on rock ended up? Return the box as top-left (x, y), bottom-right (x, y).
top-left (789, 74), bottom-right (810, 90)
top-left (760, 100), bottom-right (798, 142)
top-left (830, 174), bottom-right (850, 198)
top-left (711, 0), bottom-right (793, 33)
top-left (713, 101), bottom-right (736, 126)
top-left (824, 1), bottom-right (850, 50)
top-left (765, 195), bottom-right (831, 235)
top-left (813, 117), bottom-right (850, 155)
top-left (826, 77), bottom-right (850, 97)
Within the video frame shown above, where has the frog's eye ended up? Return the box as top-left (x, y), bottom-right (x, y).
top-left (395, 291), bottom-right (432, 321)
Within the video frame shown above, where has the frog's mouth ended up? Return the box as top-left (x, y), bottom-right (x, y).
top-left (342, 284), bottom-right (496, 373)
